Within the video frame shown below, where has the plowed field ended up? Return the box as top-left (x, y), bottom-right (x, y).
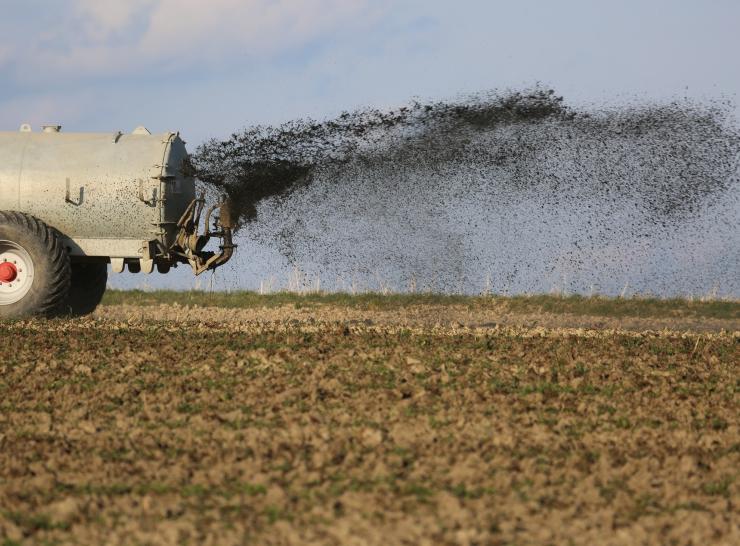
top-left (1, 294), bottom-right (738, 545)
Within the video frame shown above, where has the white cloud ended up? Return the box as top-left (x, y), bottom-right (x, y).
top-left (5, 0), bottom-right (388, 81)
top-left (73, 0), bottom-right (156, 40)
top-left (140, 0), bottom-right (372, 59)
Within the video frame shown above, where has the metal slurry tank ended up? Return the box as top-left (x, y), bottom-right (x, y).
top-left (0, 124), bottom-right (234, 318)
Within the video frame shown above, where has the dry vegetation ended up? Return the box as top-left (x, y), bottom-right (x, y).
top-left (0, 293), bottom-right (738, 545)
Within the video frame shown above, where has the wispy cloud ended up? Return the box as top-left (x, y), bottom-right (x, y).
top-left (73, 0), bottom-right (156, 39)
top-left (0, 45), bottom-right (12, 68)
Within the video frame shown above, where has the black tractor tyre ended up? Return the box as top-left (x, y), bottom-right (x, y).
top-left (0, 211), bottom-right (71, 319)
top-left (59, 263), bottom-right (109, 317)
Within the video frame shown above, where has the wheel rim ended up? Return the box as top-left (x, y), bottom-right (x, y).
top-left (0, 240), bottom-right (35, 305)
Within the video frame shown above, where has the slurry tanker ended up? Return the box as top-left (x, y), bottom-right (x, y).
top-left (0, 124), bottom-right (235, 318)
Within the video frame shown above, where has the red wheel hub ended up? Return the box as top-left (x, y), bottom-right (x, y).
top-left (0, 262), bottom-right (18, 283)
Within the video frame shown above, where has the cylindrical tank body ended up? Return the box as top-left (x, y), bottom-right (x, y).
top-left (0, 127), bottom-right (195, 257)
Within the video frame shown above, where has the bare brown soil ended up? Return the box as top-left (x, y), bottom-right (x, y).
top-left (0, 302), bottom-right (738, 545)
top-left (99, 301), bottom-right (740, 334)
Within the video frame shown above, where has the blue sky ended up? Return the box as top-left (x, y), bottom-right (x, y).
top-left (2, 0), bottom-right (739, 143)
top-left (2, 1), bottom-right (738, 294)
